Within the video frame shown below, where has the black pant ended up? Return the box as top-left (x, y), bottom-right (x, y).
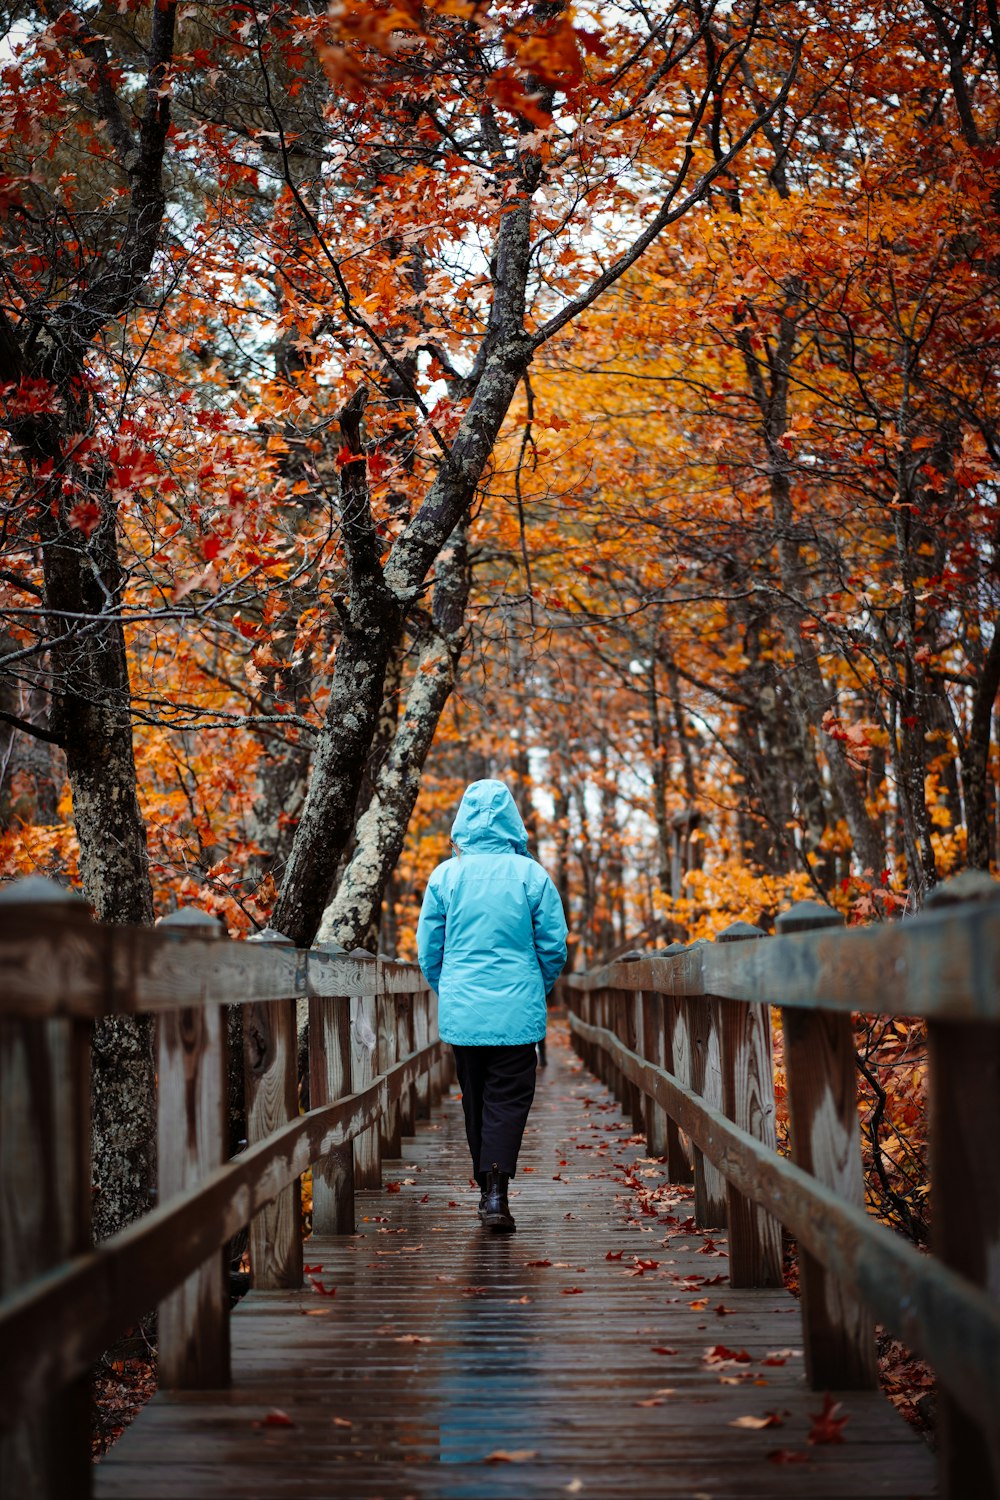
top-left (452, 1043), bottom-right (537, 1180)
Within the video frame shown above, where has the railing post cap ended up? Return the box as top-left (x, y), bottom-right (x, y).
top-left (924, 870), bottom-right (1000, 908)
top-left (247, 925), bottom-right (294, 945)
top-left (0, 875), bottom-right (88, 908)
top-left (348, 947), bottom-right (376, 961)
top-left (157, 906), bottom-right (224, 935)
top-left (616, 949), bottom-right (646, 962)
top-left (659, 941), bottom-right (692, 954)
top-left (775, 899), bottom-right (844, 933)
top-left (717, 920), bottom-right (766, 943)
top-left (314, 940), bottom-right (349, 955)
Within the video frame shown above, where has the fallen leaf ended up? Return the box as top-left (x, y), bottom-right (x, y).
top-left (525, 1259), bottom-right (552, 1268)
top-left (636, 1398), bottom-right (663, 1407)
top-left (730, 1412), bottom-right (784, 1429)
top-left (808, 1392), bottom-right (848, 1444)
top-left (704, 1345), bottom-right (751, 1366)
top-left (395, 1334), bottom-right (432, 1344)
top-left (484, 1448), bottom-right (537, 1463)
top-left (263, 1409), bottom-right (294, 1428)
top-left (651, 1347), bottom-right (677, 1356)
top-left (605, 1249), bottom-right (624, 1260)
top-left (767, 1449), bottom-right (811, 1465)
top-left (714, 1303), bottom-right (736, 1316)
top-left (332, 1416), bottom-right (352, 1427)
top-left (689, 1298), bottom-right (710, 1310)
top-left (561, 1287), bottom-right (585, 1295)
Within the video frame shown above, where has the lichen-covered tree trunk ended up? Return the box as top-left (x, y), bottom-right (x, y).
top-left (0, 0), bottom-right (176, 1240)
top-left (40, 472), bottom-right (156, 1239)
top-left (316, 520), bottom-right (470, 950)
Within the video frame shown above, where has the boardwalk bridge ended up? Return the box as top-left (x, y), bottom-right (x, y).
top-left (2, 874), bottom-right (999, 1497)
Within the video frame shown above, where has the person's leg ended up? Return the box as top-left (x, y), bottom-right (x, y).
top-left (479, 1044), bottom-right (538, 1177)
top-left (451, 1045), bottom-right (488, 1189)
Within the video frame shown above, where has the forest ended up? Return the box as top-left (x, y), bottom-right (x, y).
top-left (0, 0), bottom-right (996, 1306)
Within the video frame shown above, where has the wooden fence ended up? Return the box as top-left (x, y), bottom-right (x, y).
top-left (0, 876), bottom-right (448, 1499)
top-left (558, 871), bottom-right (1000, 1500)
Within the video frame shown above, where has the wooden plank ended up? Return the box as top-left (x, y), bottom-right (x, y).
top-left (378, 992), bottom-right (402, 1159)
top-left (351, 993), bottom-right (381, 1187)
top-left (623, 989), bottom-right (645, 1135)
top-left (638, 991), bottom-right (668, 1158)
top-left (157, 909), bottom-right (230, 1388)
top-left (715, 924), bottom-right (782, 1290)
top-left (776, 902), bottom-right (875, 1390)
top-left (665, 996), bottom-right (694, 1183)
top-left (0, 1046), bottom-right (441, 1429)
top-left (308, 988), bottom-right (354, 1236)
top-left (929, 1017), bottom-right (1000, 1498)
top-left (5, 877), bottom-right (1000, 1025)
top-left (412, 991), bottom-right (431, 1120)
top-left (395, 992), bottom-right (416, 1139)
top-left (244, 986), bottom-right (302, 1292)
top-left (689, 996), bottom-right (727, 1229)
top-left (569, 1012), bottom-right (1000, 1435)
top-left (0, 879), bottom-right (91, 1500)
top-left (719, 998), bottom-right (782, 1288)
top-left (564, 882), bottom-right (1000, 1019)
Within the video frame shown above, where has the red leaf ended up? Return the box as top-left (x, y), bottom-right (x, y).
top-left (561, 1287), bottom-right (585, 1295)
top-left (767, 1448), bottom-right (810, 1465)
top-left (264, 1409), bottom-right (295, 1428)
top-left (605, 1250), bottom-right (624, 1260)
top-left (808, 1392), bottom-right (848, 1445)
top-left (525, 1259), bottom-right (552, 1268)
top-left (651, 1347), bottom-right (677, 1356)
top-left (203, 535), bottom-right (221, 562)
top-left (67, 500), bottom-right (101, 537)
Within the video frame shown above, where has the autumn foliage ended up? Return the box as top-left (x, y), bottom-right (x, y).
top-left (1, 2), bottom-right (997, 1249)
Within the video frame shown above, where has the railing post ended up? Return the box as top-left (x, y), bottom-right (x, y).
top-left (662, 944), bottom-right (695, 1184)
top-left (639, 989), bottom-right (668, 1158)
top-left (0, 878), bottom-right (92, 1500)
top-left (350, 953), bottom-right (382, 1188)
top-left (157, 907), bottom-right (230, 1388)
top-left (716, 922), bottom-right (783, 1288)
top-left (413, 988), bottom-right (432, 1120)
top-left (396, 989), bottom-right (416, 1139)
top-left (776, 900), bottom-right (877, 1389)
top-left (690, 982), bottom-right (727, 1229)
top-left (427, 988), bottom-right (445, 1106)
top-left (619, 965), bottom-right (645, 1136)
top-left (244, 927), bottom-right (303, 1290)
top-left (924, 872), bottom-right (1000, 1500)
top-left (377, 959), bottom-right (402, 1160)
top-left (309, 944), bottom-right (356, 1235)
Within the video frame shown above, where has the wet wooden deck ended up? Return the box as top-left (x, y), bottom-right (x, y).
top-left (96, 1023), bottom-right (935, 1498)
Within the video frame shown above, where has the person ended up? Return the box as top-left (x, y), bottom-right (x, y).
top-left (417, 779), bottom-right (568, 1232)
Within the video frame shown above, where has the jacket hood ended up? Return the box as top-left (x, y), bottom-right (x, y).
top-left (451, 780), bottom-right (529, 855)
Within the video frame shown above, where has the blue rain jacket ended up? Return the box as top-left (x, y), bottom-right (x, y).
top-left (417, 780), bottom-right (569, 1046)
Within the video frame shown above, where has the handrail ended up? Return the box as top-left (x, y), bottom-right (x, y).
top-left (0, 877), bottom-right (449, 1500)
top-left (559, 875), bottom-right (1000, 1500)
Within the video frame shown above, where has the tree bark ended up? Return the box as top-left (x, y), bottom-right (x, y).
top-left (316, 519), bottom-right (470, 950)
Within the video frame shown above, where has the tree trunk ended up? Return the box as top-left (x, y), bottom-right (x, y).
top-left (963, 624), bottom-right (1000, 870)
top-left (316, 520), bottom-right (470, 950)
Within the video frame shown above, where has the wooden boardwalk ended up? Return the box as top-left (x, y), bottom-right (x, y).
top-left (96, 1022), bottom-right (935, 1499)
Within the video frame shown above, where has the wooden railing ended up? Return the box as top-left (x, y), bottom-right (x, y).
top-left (558, 872), bottom-right (1000, 1500)
top-left (0, 876), bottom-right (449, 1499)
